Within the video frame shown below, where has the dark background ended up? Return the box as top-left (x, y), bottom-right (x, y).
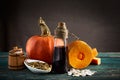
top-left (0, 0), bottom-right (120, 52)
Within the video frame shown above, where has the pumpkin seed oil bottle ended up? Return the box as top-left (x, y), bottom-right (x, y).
top-left (52, 22), bottom-right (69, 74)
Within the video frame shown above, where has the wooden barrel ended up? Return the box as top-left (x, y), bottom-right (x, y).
top-left (8, 52), bottom-right (25, 70)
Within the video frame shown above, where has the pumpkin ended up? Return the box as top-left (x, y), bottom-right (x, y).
top-left (68, 40), bottom-right (93, 69)
top-left (26, 17), bottom-right (54, 64)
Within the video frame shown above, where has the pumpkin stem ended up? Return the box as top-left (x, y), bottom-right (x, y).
top-left (69, 32), bottom-right (80, 40)
top-left (39, 17), bottom-right (51, 36)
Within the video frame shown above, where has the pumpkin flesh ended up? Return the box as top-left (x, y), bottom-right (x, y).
top-left (68, 40), bottom-right (92, 69)
top-left (92, 48), bottom-right (98, 58)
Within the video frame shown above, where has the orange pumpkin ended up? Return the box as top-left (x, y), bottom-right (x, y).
top-left (26, 17), bottom-right (54, 64)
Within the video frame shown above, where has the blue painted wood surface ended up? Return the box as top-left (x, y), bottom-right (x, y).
top-left (0, 52), bottom-right (120, 80)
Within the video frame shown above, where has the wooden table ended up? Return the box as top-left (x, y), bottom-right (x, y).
top-left (0, 52), bottom-right (120, 80)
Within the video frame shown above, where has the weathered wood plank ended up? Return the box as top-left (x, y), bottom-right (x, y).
top-left (98, 52), bottom-right (120, 58)
top-left (0, 52), bottom-right (120, 80)
top-left (1, 52), bottom-right (120, 58)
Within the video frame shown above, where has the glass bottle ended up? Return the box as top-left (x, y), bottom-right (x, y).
top-left (52, 22), bottom-right (68, 74)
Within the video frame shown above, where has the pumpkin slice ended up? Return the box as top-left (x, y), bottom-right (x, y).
top-left (91, 57), bottom-right (101, 65)
top-left (92, 48), bottom-right (98, 58)
top-left (68, 40), bottom-right (92, 69)
top-left (91, 48), bottom-right (101, 65)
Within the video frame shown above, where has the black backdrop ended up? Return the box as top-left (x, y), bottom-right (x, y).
top-left (0, 0), bottom-right (120, 52)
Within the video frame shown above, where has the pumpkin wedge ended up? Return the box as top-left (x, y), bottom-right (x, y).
top-left (92, 48), bottom-right (98, 58)
top-left (68, 40), bottom-right (92, 69)
top-left (91, 57), bottom-right (101, 65)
